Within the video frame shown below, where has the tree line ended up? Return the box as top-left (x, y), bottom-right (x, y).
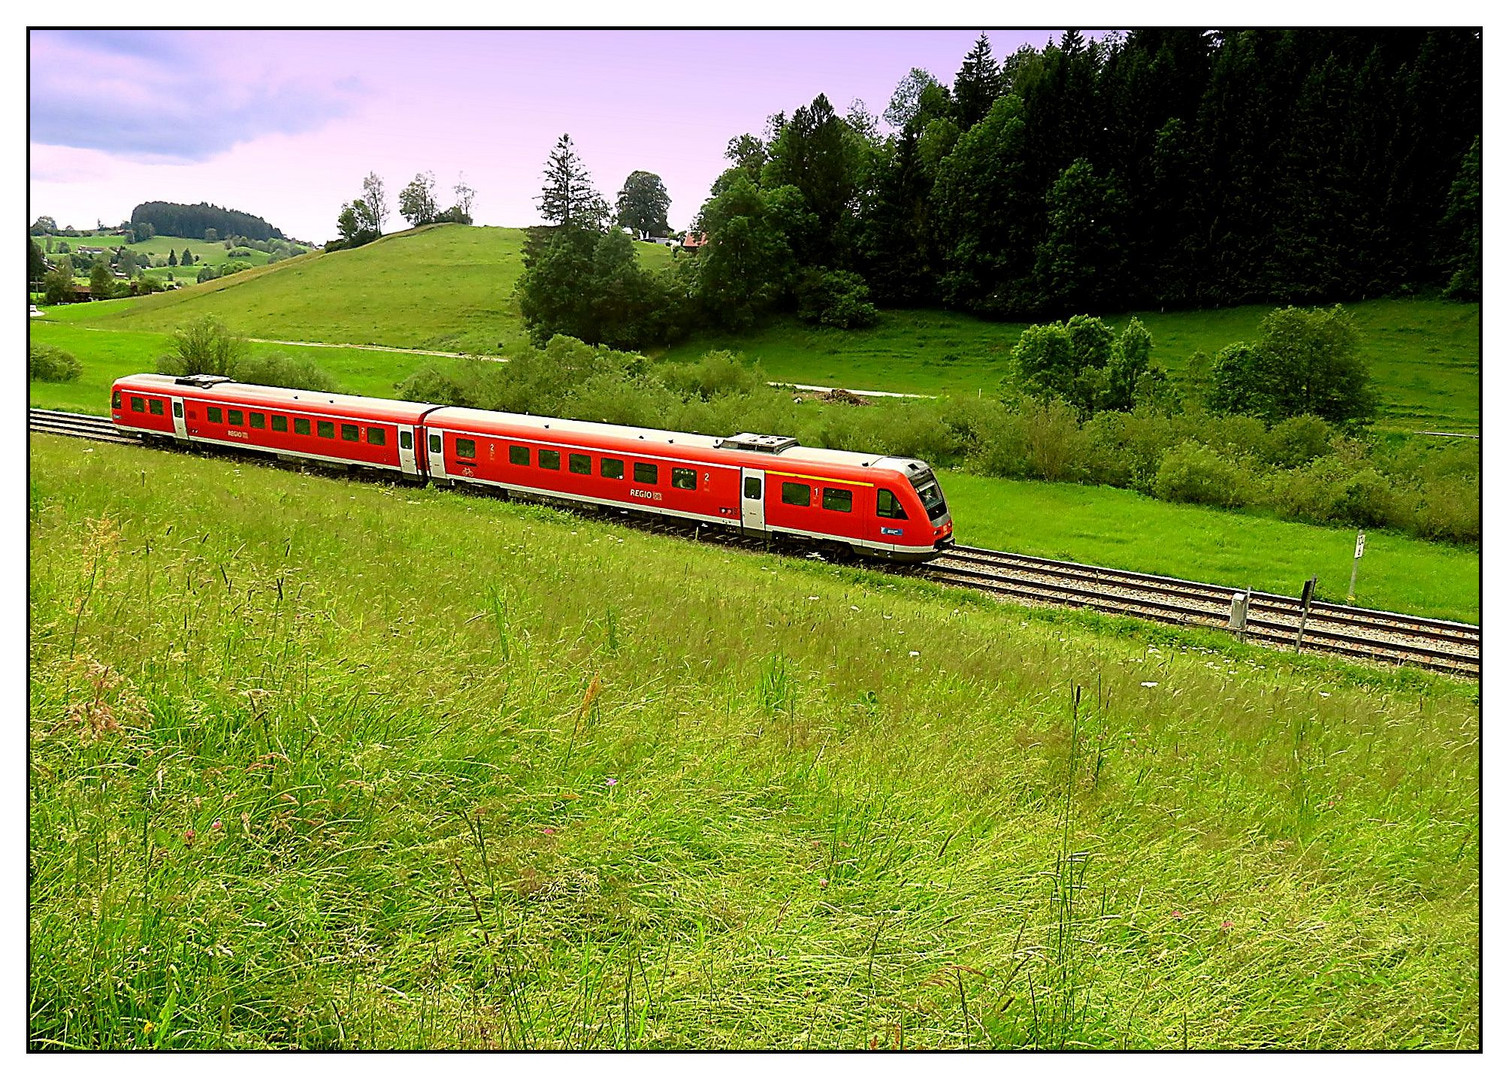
top-left (329, 171), bottom-right (477, 251)
top-left (515, 28), bottom-right (1478, 353)
top-left (128, 201), bottom-right (285, 243)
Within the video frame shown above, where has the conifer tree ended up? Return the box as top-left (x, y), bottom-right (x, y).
top-left (953, 33), bottom-right (1003, 128)
top-left (536, 135), bottom-right (608, 229)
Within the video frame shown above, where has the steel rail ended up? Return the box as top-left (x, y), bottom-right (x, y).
top-left (31, 409), bottom-right (1479, 677)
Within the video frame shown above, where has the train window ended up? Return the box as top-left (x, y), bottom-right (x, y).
top-left (429, 433), bottom-right (442, 455)
top-left (456, 438), bottom-right (477, 459)
top-left (509, 445), bottom-right (529, 466)
top-left (538, 448), bottom-right (560, 470)
top-left (744, 476), bottom-right (762, 500)
top-left (877, 489), bottom-right (908, 519)
top-left (781, 482), bottom-right (811, 507)
top-left (633, 462), bottom-right (658, 484)
top-left (112, 391), bottom-right (122, 409)
top-left (172, 402), bottom-right (183, 419)
top-left (250, 412), bottom-right (265, 429)
top-left (228, 409), bottom-right (244, 426)
top-left (294, 417), bottom-right (310, 435)
top-left (206, 407), bottom-right (222, 423)
top-left (601, 457), bottom-right (624, 480)
top-left (399, 430), bottom-right (412, 450)
top-left (672, 467), bottom-right (696, 490)
top-left (366, 427), bottom-right (385, 446)
top-left (822, 488), bottom-right (852, 513)
top-left (569, 453), bottom-right (591, 475)
top-left (270, 414), bottom-right (286, 432)
top-left (317, 421), bottom-right (335, 439)
top-left (149, 399), bottom-right (165, 416)
top-left (340, 424), bottom-right (359, 442)
top-left (131, 397), bottom-right (146, 413)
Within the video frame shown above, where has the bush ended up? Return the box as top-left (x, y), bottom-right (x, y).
top-left (1022, 397), bottom-right (1091, 483)
top-left (29, 343), bottom-right (81, 383)
top-left (395, 364), bottom-right (483, 408)
top-left (1411, 475), bottom-right (1479, 544)
top-left (1267, 457), bottom-right (1398, 528)
top-left (1262, 414), bottom-right (1335, 468)
top-left (795, 268), bottom-right (879, 329)
top-left (1152, 441), bottom-right (1251, 508)
top-left (656, 350), bottom-right (768, 399)
top-left (229, 353), bottom-right (337, 394)
top-left (157, 317), bottom-right (246, 376)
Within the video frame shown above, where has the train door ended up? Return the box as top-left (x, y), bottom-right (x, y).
top-left (427, 428), bottom-right (448, 482)
top-left (740, 468), bottom-right (766, 532)
top-left (398, 425), bottom-right (418, 477)
top-left (169, 398), bottom-right (187, 440)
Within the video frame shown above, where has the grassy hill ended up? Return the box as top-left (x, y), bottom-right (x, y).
top-left (46, 224), bottom-right (675, 356)
top-left (37, 224), bottom-right (1479, 434)
top-left (28, 434), bottom-right (1479, 1049)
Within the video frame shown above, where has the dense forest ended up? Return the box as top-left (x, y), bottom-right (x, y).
top-left (728, 27), bottom-right (1481, 319)
top-left (522, 28), bottom-right (1481, 348)
top-left (129, 201), bottom-right (285, 242)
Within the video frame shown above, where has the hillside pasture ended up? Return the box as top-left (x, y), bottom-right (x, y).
top-left (27, 434), bottom-right (1480, 1049)
top-left (37, 226), bottom-right (1479, 433)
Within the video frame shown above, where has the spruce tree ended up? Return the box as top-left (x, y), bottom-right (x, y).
top-left (536, 135), bottom-right (607, 229)
top-left (953, 33), bottom-right (1003, 128)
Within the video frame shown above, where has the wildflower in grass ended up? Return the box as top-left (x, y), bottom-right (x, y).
top-left (142, 1020), bottom-right (155, 1037)
top-left (211, 820), bottom-right (222, 832)
top-left (1171, 909), bottom-right (1183, 919)
top-left (183, 827), bottom-right (196, 847)
top-left (542, 827), bottom-right (556, 834)
top-left (1221, 920), bottom-right (1234, 930)
top-left (1141, 681), bottom-right (1158, 688)
top-left (605, 777), bottom-right (617, 787)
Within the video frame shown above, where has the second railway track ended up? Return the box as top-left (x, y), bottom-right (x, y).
top-left (30, 409), bottom-right (1480, 678)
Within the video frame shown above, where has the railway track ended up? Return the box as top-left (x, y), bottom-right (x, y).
top-left (31, 408), bottom-right (1481, 678)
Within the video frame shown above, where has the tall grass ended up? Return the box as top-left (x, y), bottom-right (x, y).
top-left (29, 434), bottom-right (1478, 1048)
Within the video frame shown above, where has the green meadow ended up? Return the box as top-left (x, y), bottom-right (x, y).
top-left (33, 225), bottom-right (1478, 433)
top-left (28, 434), bottom-right (1479, 1049)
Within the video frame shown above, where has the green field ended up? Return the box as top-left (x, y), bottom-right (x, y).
top-left (661, 301), bottom-right (1481, 435)
top-left (32, 225), bottom-right (1479, 433)
top-left (944, 472), bottom-right (1479, 624)
top-left (28, 434), bottom-right (1479, 1049)
top-left (27, 319), bottom-right (1477, 622)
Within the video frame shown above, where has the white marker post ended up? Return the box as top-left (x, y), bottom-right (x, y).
top-left (1348, 530), bottom-right (1366, 605)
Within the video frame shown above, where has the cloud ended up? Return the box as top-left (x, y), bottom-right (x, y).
top-left (28, 29), bottom-right (362, 162)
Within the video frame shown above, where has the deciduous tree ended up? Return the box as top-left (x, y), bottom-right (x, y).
top-left (615, 170), bottom-right (671, 238)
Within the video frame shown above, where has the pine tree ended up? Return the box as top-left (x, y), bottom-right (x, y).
top-left (168, 249), bottom-right (177, 266)
top-left (954, 33), bottom-right (1003, 128)
top-left (536, 135), bottom-right (607, 229)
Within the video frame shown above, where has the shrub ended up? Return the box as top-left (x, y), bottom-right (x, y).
top-left (1152, 441), bottom-right (1251, 508)
top-left (1022, 397), bottom-right (1090, 483)
top-left (395, 365), bottom-right (481, 407)
top-left (1207, 306), bottom-right (1376, 426)
top-left (229, 353), bottom-right (337, 394)
top-left (157, 317), bottom-right (246, 376)
top-left (656, 350), bottom-right (768, 399)
top-left (1262, 414), bottom-right (1335, 468)
top-left (795, 268), bottom-right (879, 329)
top-left (1411, 475), bottom-right (1480, 544)
top-left (1267, 457), bottom-right (1399, 528)
top-left (29, 343), bottom-right (81, 383)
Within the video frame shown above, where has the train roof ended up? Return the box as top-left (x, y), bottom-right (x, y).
top-left (427, 406), bottom-right (932, 480)
top-left (115, 374), bottom-right (435, 424)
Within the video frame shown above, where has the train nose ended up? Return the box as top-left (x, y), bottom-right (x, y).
top-left (933, 519), bottom-right (954, 549)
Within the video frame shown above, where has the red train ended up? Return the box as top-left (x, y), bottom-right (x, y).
top-left (110, 373), bottom-right (954, 561)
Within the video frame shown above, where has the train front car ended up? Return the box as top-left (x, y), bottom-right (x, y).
top-left (870, 457), bottom-right (953, 561)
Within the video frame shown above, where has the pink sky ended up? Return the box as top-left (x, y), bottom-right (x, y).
top-left (29, 29), bottom-right (1083, 243)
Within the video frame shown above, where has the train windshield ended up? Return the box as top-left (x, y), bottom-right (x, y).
top-left (910, 470), bottom-right (949, 521)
